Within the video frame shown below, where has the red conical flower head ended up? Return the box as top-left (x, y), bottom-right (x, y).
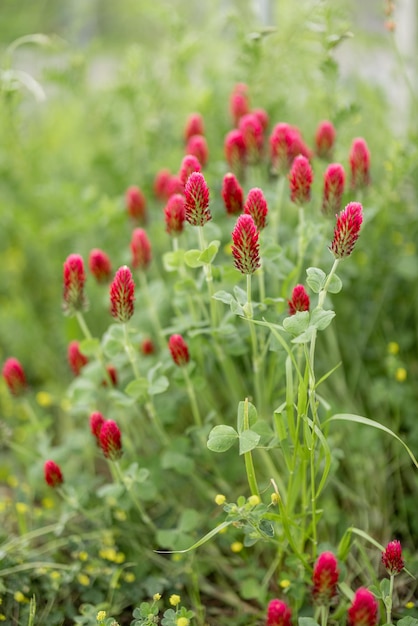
top-left (179, 154), bottom-right (202, 188)
top-left (154, 168), bottom-right (172, 201)
top-left (184, 113), bottom-right (205, 141)
top-left (131, 228), bottom-right (152, 270)
top-left (99, 419), bottom-right (123, 460)
top-left (110, 266), bottom-right (135, 323)
top-left (90, 411), bottom-right (105, 442)
top-left (164, 193), bottom-right (186, 235)
top-left (224, 129), bottom-right (246, 178)
top-left (229, 83), bottom-right (250, 126)
top-left (125, 186), bottom-right (147, 221)
top-left (231, 214), bottom-right (260, 275)
top-left (288, 284), bottom-right (310, 316)
top-left (382, 539), bottom-right (404, 575)
top-left (347, 588), bottom-right (379, 626)
top-left (322, 163), bottom-right (345, 217)
top-left (315, 120), bottom-right (336, 159)
top-left (244, 187), bottom-right (268, 230)
top-left (222, 173), bottom-right (244, 216)
top-left (349, 138), bottom-right (371, 190)
top-left (270, 123), bottom-right (311, 175)
top-left (289, 155), bottom-right (313, 205)
top-left (266, 599), bottom-right (292, 626)
top-left (44, 460), bottom-right (64, 488)
top-left (252, 107), bottom-right (269, 132)
top-left (63, 253), bottom-right (88, 315)
top-left (168, 334), bottom-right (190, 367)
top-left (184, 172), bottom-right (211, 226)
top-left (2, 357), bottom-right (27, 397)
top-left (239, 113), bottom-right (264, 164)
top-left (89, 248), bottom-right (112, 284)
top-left (312, 551), bottom-right (339, 605)
top-left (67, 341), bottom-right (88, 376)
top-left (185, 135), bottom-right (209, 168)
top-left (330, 202), bottom-right (363, 259)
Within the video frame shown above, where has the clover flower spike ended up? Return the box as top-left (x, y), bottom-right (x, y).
top-left (44, 460), bottom-right (64, 488)
top-left (266, 599), bottom-right (292, 626)
top-left (110, 266), bottom-right (135, 323)
top-left (289, 155), bottom-right (313, 205)
top-left (231, 214), bottom-right (260, 275)
top-left (349, 138), bottom-right (371, 190)
top-left (125, 185), bottom-right (147, 221)
top-left (67, 341), bottom-right (88, 376)
top-left (253, 107), bottom-right (269, 131)
top-left (229, 83), bottom-right (250, 126)
top-left (224, 129), bottom-right (246, 177)
top-left (165, 193), bottom-right (186, 235)
top-left (312, 551), bottom-right (339, 605)
top-left (239, 113), bottom-right (264, 164)
top-left (322, 163), bottom-right (345, 216)
top-left (288, 285), bottom-right (310, 316)
top-left (168, 334), bottom-right (190, 367)
top-left (347, 588), bottom-right (379, 626)
top-left (90, 411), bottom-right (105, 443)
top-left (185, 135), bottom-right (209, 168)
top-left (154, 168), bottom-right (172, 201)
top-left (244, 187), bottom-right (268, 230)
top-left (184, 112), bottom-right (205, 141)
top-left (269, 123), bottom-right (311, 176)
top-left (382, 539), bottom-right (404, 575)
top-left (222, 173), bottom-right (244, 216)
top-left (315, 120), bottom-right (336, 159)
top-left (184, 172), bottom-right (211, 226)
top-left (330, 202), bottom-right (363, 259)
top-left (2, 357), bottom-right (27, 397)
top-left (131, 228), bottom-right (152, 270)
top-left (99, 419), bottom-right (123, 460)
top-left (179, 154), bottom-right (202, 188)
top-left (63, 253), bottom-right (88, 315)
top-left (89, 248), bottom-right (112, 283)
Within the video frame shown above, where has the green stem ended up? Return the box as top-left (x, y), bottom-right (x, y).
top-left (138, 271), bottom-right (166, 349)
top-left (246, 273), bottom-right (263, 414)
top-left (271, 176), bottom-right (285, 242)
top-left (182, 366), bottom-right (202, 427)
top-left (75, 311), bottom-right (92, 340)
top-left (198, 225), bottom-right (218, 327)
top-left (112, 460), bottom-right (156, 531)
top-left (243, 398), bottom-right (260, 497)
top-left (386, 574), bottom-right (394, 625)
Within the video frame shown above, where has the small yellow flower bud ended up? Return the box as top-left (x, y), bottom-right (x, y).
top-left (248, 495), bottom-right (260, 506)
top-left (280, 579), bottom-right (291, 589)
top-left (270, 493), bottom-right (279, 505)
top-left (215, 494), bottom-right (226, 505)
top-left (230, 541), bottom-right (244, 553)
top-left (14, 591), bottom-right (28, 603)
top-left (153, 593), bottom-right (162, 601)
top-left (405, 602), bottom-right (415, 609)
top-left (176, 618), bottom-right (190, 626)
top-left (387, 341), bottom-right (399, 355)
top-left (169, 594), bottom-right (181, 607)
top-left (96, 610), bottom-right (107, 622)
top-left (395, 367), bottom-right (407, 382)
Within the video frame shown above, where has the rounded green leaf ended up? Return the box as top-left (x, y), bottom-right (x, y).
top-left (207, 425), bottom-right (238, 452)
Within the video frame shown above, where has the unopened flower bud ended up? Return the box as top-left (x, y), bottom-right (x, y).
top-left (266, 599), bottom-right (292, 626)
top-left (312, 551), bottom-right (339, 605)
top-left (347, 588), bottom-right (379, 626)
top-left (222, 173), bottom-right (244, 215)
top-left (125, 186), bottom-right (147, 221)
top-left (165, 193), bottom-right (186, 235)
top-left (99, 419), bottom-right (123, 460)
top-left (184, 172), bottom-right (211, 226)
top-left (179, 154), bottom-right (202, 188)
top-left (288, 285), bottom-right (310, 315)
top-left (184, 113), bottom-right (205, 141)
top-left (2, 357), bottom-right (27, 397)
top-left (63, 254), bottom-right (88, 315)
top-left (168, 334), bottom-right (190, 366)
top-left (382, 539), bottom-right (404, 575)
top-left (141, 338), bottom-right (155, 355)
top-left (67, 341), bottom-right (88, 376)
top-left (349, 138), bottom-right (371, 190)
top-left (231, 214), bottom-right (260, 275)
top-left (289, 155), bottom-right (313, 205)
top-left (110, 266), bottom-right (135, 323)
top-left (330, 202), bottom-right (363, 259)
top-left (322, 163), bottom-right (345, 216)
top-left (89, 248), bottom-right (112, 283)
top-left (315, 120), bottom-right (336, 159)
top-left (90, 411), bottom-right (105, 442)
top-left (185, 135), bottom-right (209, 168)
top-left (244, 187), bottom-right (268, 230)
top-left (44, 460), bottom-right (64, 487)
top-left (131, 228), bottom-right (152, 270)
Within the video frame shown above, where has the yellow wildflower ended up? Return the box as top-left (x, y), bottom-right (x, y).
top-left (395, 367), bottom-right (407, 383)
top-left (0, 614), bottom-right (5, 621)
top-left (123, 572), bottom-right (135, 583)
top-left (230, 541), bottom-right (243, 553)
top-left (78, 551), bottom-right (89, 561)
top-left (16, 502), bottom-right (28, 514)
top-left (97, 610), bottom-right (107, 622)
top-left (14, 591), bottom-right (28, 603)
top-left (153, 593), bottom-right (161, 601)
top-left (387, 342), bottom-right (399, 355)
top-left (215, 494), bottom-right (226, 506)
top-left (248, 495), bottom-right (260, 506)
top-left (36, 391), bottom-right (53, 407)
top-left (405, 602), bottom-right (415, 609)
top-left (176, 618), bottom-right (190, 626)
top-left (280, 579), bottom-right (291, 589)
top-left (169, 594), bottom-right (181, 607)
top-left (77, 573), bottom-right (90, 586)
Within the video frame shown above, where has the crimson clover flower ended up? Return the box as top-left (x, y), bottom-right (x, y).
top-left (88, 248), bottom-right (112, 284)
top-left (315, 120), bottom-right (336, 159)
top-left (2, 357), bottom-right (27, 397)
top-left (110, 266), bottom-right (135, 323)
top-left (168, 334), bottom-right (190, 367)
top-left (229, 82), bottom-right (250, 126)
top-left (347, 588), bottom-right (379, 626)
top-left (184, 171), bottom-right (211, 226)
top-left (288, 284), bottom-right (310, 316)
top-left (269, 122), bottom-right (311, 176)
top-left (231, 214), bottom-right (260, 275)
top-left (184, 112), bottom-right (205, 141)
top-left (238, 112), bottom-right (264, 164)
top-left (67, 340), bottom-right (88, 376)
top-left (164, 193), bottom-right (186, 235)
top-left (125, 185), bottom-right (147, 221)
top-left (289, 154), bottom-right (313, 205)
top-left (244, 187), bottom-right (268, 230)
top-left (312, 551), bottom-right (339, 605)
top-left (349, 137), bottom-right (371, 190)
top-left (153, 168), bottom-right (172, 201)
top-left (322, 163), bottom-right (346, 217)
top-left (44, 460), bottom-right (64, 488)
top-left (224, 129), bottom-right (246, 176)
top-left (179, 154), bottom-right (202, 188)
top-left (131, 228), bottom-right (152, 270)
top-left (382, 539), bottom-right (404, 575)
top-left (330, 202), bottom-right (363, 259)
top-left (63, 253), bottom-right (88, 315)
top-left (90, 411), bottom-right (105, 444)
top-left (99, 419), bottom-right (123, 460)
top-left (222, 173), bottom-right (244, 216)
top-left (266, 599), bottom-right (292, 626)
top-left (185, 135), bottom-right (208, 168)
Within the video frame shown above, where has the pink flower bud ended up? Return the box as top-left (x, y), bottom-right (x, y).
top-left (347, 588), bottom-right (379, 626)
top-left (102, 365), bottom-right (118, 387)
top-left (270, 123), bottom-right (311, 176)
top-left (224, 129), bottom-right (246, 177)
top-left (164, 193), bottom-right (186, 235)
top-left (63, 253), bottom-right (88, 315)
top-left (238, 113), bottom-right (264, 164)
top-left (184, 113), bottom-right (205, 141)
top-left (44, 460), bottom-right (64, 488)
top-left (231, 214), bottom-right (260, 275)
top-left (88, 248), bottom-right (112, 284)
top-left (167, 175), bottom-right (185, 198)
top-left (90, 411), bottom-right (105, 442)
top-left (349, 138), bottom-right (371, 190)
top-left (221, 173), bottom-right (244, 216)
top-left (2, 357), bottom-right (27, 396)
top-left (99, 419), bottom-right (123, 460)
top-left (288, 284), bottom-right (310, 315)
top-left (266, 599), bottom-right (292, 626)
top-left (184, 171), bottom-right (211, 226)
top-left (125, 186), bottom-right (147, 221)
top-left (322, 163), bottom-right (345, 216)
top-left (312, 551), bottom-right (339, 605)
top-left (289, 155), bottom-right (314, 205)
top-left (382, 539), bottom-right (404, 575)
top-left (67, 341), bottom-right (88, 376)
top-left (110, 266), bottom-right (135, 323)
top-left (330, 202), bottom-right (363, 259)
top-left (179, 154), bottom-right (202, 188)
top-left (185, 135), bottom-right (209, 168)
top-left (252, 107), bottom-right (269, 131)
top-left (141, 338), bottom-right (155, 355)
top-left (131, 228), bottom-right (152, 270)
top-left (244, 187), bottom-right (268, 230)
top-left (315, 120), bottom-right (336, 159)
top-left (230, 83), bottom-right (250, 126)
top-left (154, 168), bottom-right (172, 201)
top-left (168, 334), bottom-right (190, 366)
